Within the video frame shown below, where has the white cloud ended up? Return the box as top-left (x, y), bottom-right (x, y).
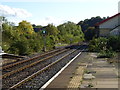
top-left (32, 16), bottom-right (80, 26)
top-left (45, 16), bottom-right (64, 25)
top-left (0, 5), bottom-right (32, 18)
top-left (33, 16), bottom-right (67, 26)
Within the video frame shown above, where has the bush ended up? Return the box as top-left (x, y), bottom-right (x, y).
top-left (89, 36), bottom-right (119, 58)
top-left (89, 37), bottom-right (108, 52)
top-left (108, 36), bottom-right (120, 51)
top-left (8, 40), bottom-right (31, 55)
top-left (98, 49), bottom-right (116, 58)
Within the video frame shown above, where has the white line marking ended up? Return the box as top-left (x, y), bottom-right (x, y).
top-left (40, 50), bottom-right (83, 90)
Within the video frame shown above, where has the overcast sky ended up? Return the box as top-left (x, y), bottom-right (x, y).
top-left (0, 0), bottom-right (119, 26)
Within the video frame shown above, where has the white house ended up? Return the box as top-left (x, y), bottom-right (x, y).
top-left (95, 13), bottom-right (120, 37)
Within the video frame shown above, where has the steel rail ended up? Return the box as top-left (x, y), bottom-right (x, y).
top-left (10, 49), bottom-right (77, 89)
top-left (2, 48), bottom-right (64, 70)
top-left (2, 49), bottom-right (69, 79)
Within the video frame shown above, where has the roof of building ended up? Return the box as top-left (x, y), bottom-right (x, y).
top-left (95, 13), bottom-right (120, 26)
top-left (34, 28), bottom-right (42, 32)
top-left (34, 26), bottom-right (46, 32)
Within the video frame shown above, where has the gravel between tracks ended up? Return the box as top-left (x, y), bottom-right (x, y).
top-left (2, 49), bottom-right (63, 74)
top-left (16, 48), bottom-right (82, 89)
top-left (2, 46), bottom-right (81, 89)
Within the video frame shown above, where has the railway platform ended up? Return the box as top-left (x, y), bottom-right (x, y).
top-left (43, 52), bottom-right (88, 89)
top-left (42, 52), bottom-right (119, 90)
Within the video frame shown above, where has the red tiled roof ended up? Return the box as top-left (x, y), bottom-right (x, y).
top-left (95, 13), bottom-right (120, 26)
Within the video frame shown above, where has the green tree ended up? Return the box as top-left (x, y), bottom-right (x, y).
top-left (77, 16), bottom-right (106, 40)
top-left (57, 21), bottom-right (84, 44)
top-left (85, 27), bottom-right (97, 41)
top-left (46, 24), bottom-right (59, 35)
top-left (18, 20), bottom-right (34, 34)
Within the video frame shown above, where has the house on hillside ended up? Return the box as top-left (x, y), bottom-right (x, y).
top-left (95, 13), bottom-right (120, 37)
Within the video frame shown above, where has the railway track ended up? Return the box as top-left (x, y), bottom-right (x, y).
top-left (2, 48), bottom-right (64, 70)
top-left (2, 44), bottom-right (86, 89)
top-left (2, 47), bottom-right (70, 88)
top-left (2, 48), bottom-right (66, 71)
top-left (2, 48), bottom-right (69, 75)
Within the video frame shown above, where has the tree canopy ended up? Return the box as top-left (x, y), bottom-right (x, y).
top-left (2, 19), bottom-right (84, 55)
top-left (57, 21), bottom-right (84, 44)
top-left (77, 16), bottom-right (107, 40)
top-left (18, 20), bottom-right (34, 34)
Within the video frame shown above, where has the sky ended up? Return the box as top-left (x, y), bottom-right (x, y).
top-left (0, 0), bottom-right (119, 26)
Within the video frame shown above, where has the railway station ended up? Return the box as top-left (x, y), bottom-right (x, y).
top-left (0, 1), bottom-right (120, 90)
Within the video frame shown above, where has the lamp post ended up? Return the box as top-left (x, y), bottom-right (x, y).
top-left (0, 18), bottom-right (2, 32)
top-left (0, 17), bottom-right (5, 47)
top-left (0, 17), bottom-right (5, 32)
